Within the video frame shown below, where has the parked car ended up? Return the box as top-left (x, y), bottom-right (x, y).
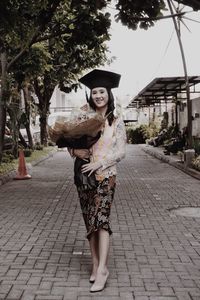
top-left (3, 134), bottom-right (13, 150)
top-left (3, 126), bottom-right (13, 150)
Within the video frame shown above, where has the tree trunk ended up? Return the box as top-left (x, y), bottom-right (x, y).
top-left (19, 131), bottom-right (28, 148)
top-left (0, 103), bottom-right (7, 162)
top-left (33, 77), bottom-right (53, 147)
top-left (22, 86), bottom-right (34, 149)
top-left (0, 52), bottom-right (9, 163)
top-left (12, 125), bottom-right (20, 158)
top-left (25, 124), bottom-right (34, 148)
top-left (40, 113), bottom-right (48, 146)
top-left (7, 102), bottom-right (21, 158)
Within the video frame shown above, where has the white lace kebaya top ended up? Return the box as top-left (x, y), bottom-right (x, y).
top-left (91, 116), bottom-right (126, 181)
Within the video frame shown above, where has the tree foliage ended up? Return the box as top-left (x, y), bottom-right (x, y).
top-left (115, 0), bottom-right (166, 30)
top-left (0, 0), bottom-right (112, 155)
top-left (115, 0), bottom-right (200, 30)
top-left (176, 0), bottom-right (200, 10)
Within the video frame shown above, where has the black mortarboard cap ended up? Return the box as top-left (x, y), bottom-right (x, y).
top-left (79, 69), bottom-right (121, 90)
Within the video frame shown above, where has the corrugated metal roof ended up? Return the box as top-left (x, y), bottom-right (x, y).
top-left (128, 76), bottom-right (200, 107)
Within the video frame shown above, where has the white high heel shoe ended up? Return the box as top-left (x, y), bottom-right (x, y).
top-left (90, 270), bottom-right (109, 293)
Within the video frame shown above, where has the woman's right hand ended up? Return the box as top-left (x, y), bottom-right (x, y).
top-left (73, 149), bottom-right (90, 160)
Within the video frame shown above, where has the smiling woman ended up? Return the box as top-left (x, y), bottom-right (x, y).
top-left (67, 69), bottom-right (126, 293)
top-left (91, 87), bottom-right (109, 111)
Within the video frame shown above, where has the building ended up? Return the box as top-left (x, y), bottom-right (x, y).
top-left (50, 85), bottom-right (87, 113)
top-left (127, 76), bottom-right (200, 138)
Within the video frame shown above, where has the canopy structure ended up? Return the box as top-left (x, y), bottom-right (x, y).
top-left (128, 76), bottom-right (200, 108)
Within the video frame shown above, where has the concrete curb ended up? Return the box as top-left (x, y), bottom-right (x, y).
top-left (0, 148), bottom-right (57, 186)
top-left (141, 144), bottom-right (200, 181)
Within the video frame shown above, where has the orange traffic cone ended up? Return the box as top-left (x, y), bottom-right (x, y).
top-left (14, 149), bottom-right (31, 180)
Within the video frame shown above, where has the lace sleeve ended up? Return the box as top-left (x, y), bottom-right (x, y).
top-left (101, 117), bottom-right (126, 170)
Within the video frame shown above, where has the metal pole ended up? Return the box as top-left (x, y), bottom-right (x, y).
top-left (167, 0), bottom-right (193, 148)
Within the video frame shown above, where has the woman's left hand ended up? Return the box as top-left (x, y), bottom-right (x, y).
top-left (81, 162), bottom-right (102, 177)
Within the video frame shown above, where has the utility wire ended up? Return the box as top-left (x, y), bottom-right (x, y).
top-left (150, 3), bottom-right (200, 81)
top-left (150, 29), bottom-right (175, 81)
top-left (182, 16), bottom-right (200, 24)
top-left (179, 18), bottom-right (191, 32)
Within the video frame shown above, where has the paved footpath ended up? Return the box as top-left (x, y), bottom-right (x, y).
top-left (0, 145), bottom-right (200, 300)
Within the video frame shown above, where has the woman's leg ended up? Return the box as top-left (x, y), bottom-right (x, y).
top-left (89, 232), bottom-right (99, 282)
top-left (90, 229), bottom-right (110, 292)
top-left (98, 229), bottom-right (109, 271)
top-left (90, 177), bottom-right (115, 291)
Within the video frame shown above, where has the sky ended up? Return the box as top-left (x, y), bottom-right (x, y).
top-left (71, 3), bottom-right (200, 105)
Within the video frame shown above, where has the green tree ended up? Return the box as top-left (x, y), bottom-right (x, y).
top-left (0, 0), bottom-right (111, 161)
top-left (11, 43), bottom-right (52, 151)
top-left (0, 0), bottom-right (63, 161)
top-left (33, 1), bottom-right (110, 145)
top-left (10, 2), bottom-right (110, 146)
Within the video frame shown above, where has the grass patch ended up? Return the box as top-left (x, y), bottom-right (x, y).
top-left (0, 161), bottom-right (16, 176)
top-left (25, 146), bottom-right (55, 164)
top-left (0, 146), bottom-right (56, 176)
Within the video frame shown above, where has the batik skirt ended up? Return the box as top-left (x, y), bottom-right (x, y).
top-left (77, 176), bottom-right (116, 240)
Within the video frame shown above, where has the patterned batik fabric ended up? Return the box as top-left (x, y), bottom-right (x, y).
top-left (77, 176), bottom-right (116, 240)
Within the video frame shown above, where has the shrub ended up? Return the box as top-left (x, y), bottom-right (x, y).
top-left (2, 153), bottom-right (15, 163)
top-left (144, 123), bottom-right (159, 139)
top-left (34, 142), bottom-right (44, 150)
top-left (193, 139), bottom-right (200, 155)
top-left (126, 124), bottom-right (159, 144)
top-left (126, 125), bottom-right (147, 144)
top-left (23, 148), bottom-right (32, 157)
top-left (166, 125), bottom-right (179, 138)
top-left (192, 155), bottom-right (200, 171)
top-left (48, 140), bottom-right (55, 147)
top-left (126, 128), bottom-right (134, 144)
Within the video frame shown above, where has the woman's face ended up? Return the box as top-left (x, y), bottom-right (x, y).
top-left (91, 87), bottom-right (109, 110)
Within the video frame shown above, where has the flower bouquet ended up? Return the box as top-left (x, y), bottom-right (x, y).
top-left (48, 110), bottom-right (105, 149)
top-left (48, 110), bottom-right (105, 190)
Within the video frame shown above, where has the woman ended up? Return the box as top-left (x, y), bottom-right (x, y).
top-left (70, 69), bottom-right (126, 293)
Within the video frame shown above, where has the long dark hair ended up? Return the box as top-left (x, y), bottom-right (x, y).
top-left (88, 88), bottom-right (115, 126)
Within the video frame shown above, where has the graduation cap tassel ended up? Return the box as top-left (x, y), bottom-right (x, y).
top-left (85, 89), bottom-right (89, 102)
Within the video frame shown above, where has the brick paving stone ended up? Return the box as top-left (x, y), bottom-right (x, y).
top-left (149, 297), bottom-right (177, 300)
top-left (6, 285), bottom-right (24, 299)
top-left (77, 297), bottom-right (121, 300)
top-left (21, 291), bottom-right (36, 300)
top-left (36, 296), bottom-right (63, 300)
top-left (0, 284), bottom-right (12, 299)
top-left (160, 287), bottom-right (175, 296)
top-left (63, 292), bottom-right (78, 300)
top-left (134, 297), bottom-right (149, 300)
top-left (0, 145), bottom-right (200, 299)
top-left (119, 292), bottom-right (134, 299)
top-left (176, 292), bottom-right (192, 300)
